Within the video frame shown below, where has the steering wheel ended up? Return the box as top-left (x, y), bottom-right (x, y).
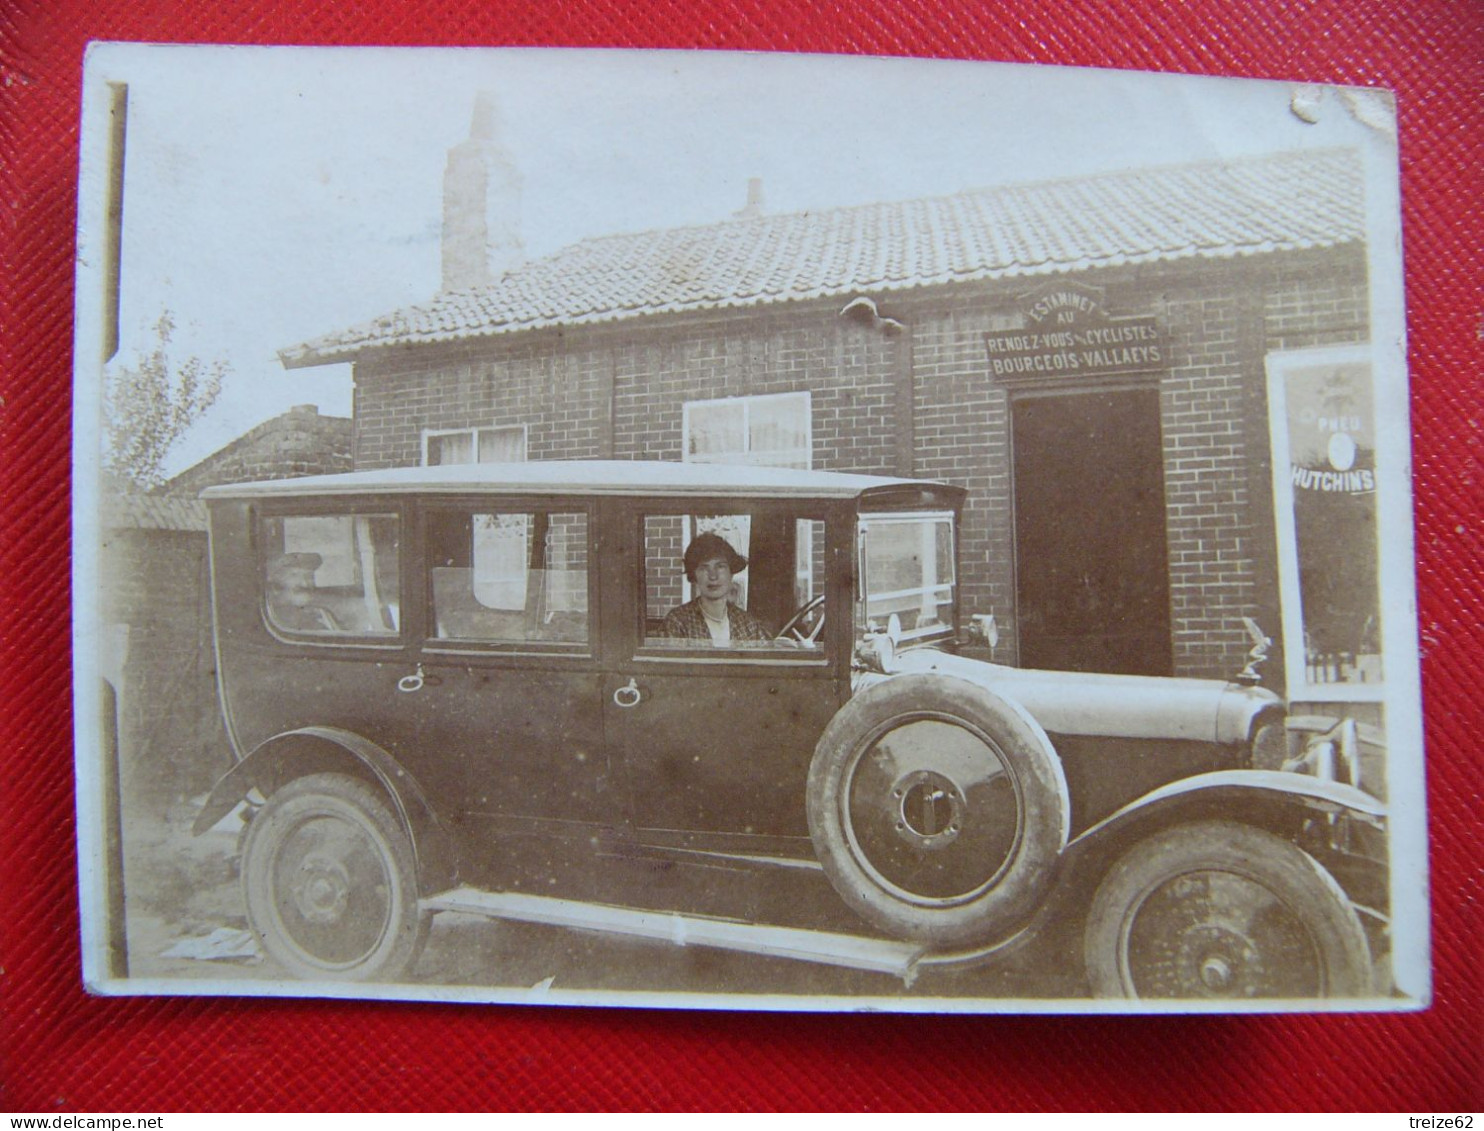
top-left (777, 594), bottom-right (826, 645)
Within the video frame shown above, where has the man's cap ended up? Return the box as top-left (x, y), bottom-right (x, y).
top-left (268, 552), bottom-right (323, 582)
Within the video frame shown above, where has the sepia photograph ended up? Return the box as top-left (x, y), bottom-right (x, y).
top-left (71, 44), bottom-right (1426, 1012)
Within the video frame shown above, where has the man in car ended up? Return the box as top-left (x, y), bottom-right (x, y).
top-left (266, 552), bottom-right (342, 633)
top-left (662, 532), bottom-right (772, 646)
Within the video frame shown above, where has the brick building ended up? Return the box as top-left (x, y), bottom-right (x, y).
top-left (281, 141), bottom-right (1382, 715)
top-left (166, 402), bottom-right (353, 496)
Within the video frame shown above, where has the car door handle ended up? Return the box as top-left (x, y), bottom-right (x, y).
top-left (397, 664), bottom-right (426, 693)
top-left (613, 678), bottom-right (642, 708)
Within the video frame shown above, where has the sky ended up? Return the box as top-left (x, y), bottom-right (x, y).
top-left (76, 44), bottom-right (1390, 478)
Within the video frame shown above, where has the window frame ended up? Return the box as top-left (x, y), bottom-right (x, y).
top-left (257, 505), bottom-right (406, 650)
top-left (856, 510), bottom-right (959, 645)
top-left (421, 423), bottom-right (529, 466)
top-left (682, 391), bottom-right (812, 469)
top-left (420, 500), bottom-right (596, 658)
top-left (680, 392), bottom-right (816, 612)
top-left (629, 500), bottom-right (833, 669)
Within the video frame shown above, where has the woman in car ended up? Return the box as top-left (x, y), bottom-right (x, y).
top-left (663, 532), bottom-right (772, 646)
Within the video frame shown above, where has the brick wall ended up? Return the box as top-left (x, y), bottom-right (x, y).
top-left (908, 299), bottom-right (1021, 660)
top-left (101, 527), bottom-right (231, 807)
top-left (356, 313), bottom-right (903, 472)
top-left (1159, 284), bottom-right (1261, 678)
top-left (348, 244), bottom-right (1367, 680)
top-left (1155, 255), bottom-right (1368, 678)
top-left (355, 342), bottom-right (615, 468)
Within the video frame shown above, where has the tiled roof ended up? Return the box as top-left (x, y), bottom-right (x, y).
top-left (105, 491), bottom-right (208, 531)
top-left (282, 148), bottom-right (1363, 367)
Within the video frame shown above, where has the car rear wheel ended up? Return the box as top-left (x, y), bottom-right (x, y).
top-left (1084, 820), bottom-right (1372, 999)
top-left (807, 675), bottom-right (1070, 950)
top-left (242, 772), bottom-right (428, 981)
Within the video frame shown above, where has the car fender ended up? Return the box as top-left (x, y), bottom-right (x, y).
top-left (192, 725), bottom-right (457, 892)
top-left (1066, 769), bottom-right (1386, 861)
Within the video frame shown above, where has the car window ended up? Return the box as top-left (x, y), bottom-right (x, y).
top-left (639, 511), bottom-right (826, 656)
top-left (857, 511), bottom-right (956, 641)
top-left (427, 509), bottom-right (589, 647)
top-left (262, 513), bottom-right (400, 638)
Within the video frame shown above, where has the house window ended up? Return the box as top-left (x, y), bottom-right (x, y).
top-left (423, 424), bottom-right (528, 466)
top-left (683, 392), bottom-right (811, 469)
top-left (681, 395), bottom-right (813, 611)
top-left (1266, 345), bottom-right (1383, 701)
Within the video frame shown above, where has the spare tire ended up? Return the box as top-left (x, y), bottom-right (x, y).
top-left (807, 674), bottom-right (1070, 950)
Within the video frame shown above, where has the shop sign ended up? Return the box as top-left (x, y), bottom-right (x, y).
top-left (1284, 361), bottom-right (1377, 494)
top-left (1267, 347), bottom-right (1384, 698)
top-left (985, 283), bottom-right (1163, 383)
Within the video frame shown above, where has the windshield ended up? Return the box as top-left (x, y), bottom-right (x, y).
top-left (857, 511), bottom-right (956, 642)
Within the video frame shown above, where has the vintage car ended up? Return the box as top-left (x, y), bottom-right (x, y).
top-left (193, 460), bottom-right (1388, 1000)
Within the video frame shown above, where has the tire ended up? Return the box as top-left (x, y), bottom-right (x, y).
top-left (806, 674), bottom-right (1070, 950)
top-left (242, 772), bottom-right (429, 981)
top-left (1084, 820), bottom-right (1373, 1000)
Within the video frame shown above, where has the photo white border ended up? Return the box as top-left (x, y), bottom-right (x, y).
top-left (69, 42), bottom-right (1429, 1012)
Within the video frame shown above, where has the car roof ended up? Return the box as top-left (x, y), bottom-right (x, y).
top-left (200, 460), bottom-right (965, 503)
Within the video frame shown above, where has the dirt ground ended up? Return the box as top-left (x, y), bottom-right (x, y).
top-left (116, 791), bottom-right (1090, 1004)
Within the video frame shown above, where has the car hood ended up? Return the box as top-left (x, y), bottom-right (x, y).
top-left (866, 648), bottom-right (1281, 746)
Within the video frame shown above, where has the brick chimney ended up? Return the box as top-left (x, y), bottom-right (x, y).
top-left (734, 177), bottom-right (765, 219)
top-left (441, 92), bottom-right (524, 292)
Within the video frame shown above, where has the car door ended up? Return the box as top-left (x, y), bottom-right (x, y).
top-left (408, 500), bottom-right (613, 830)
top-left (223, 499), bottom-right (452, 795)
top-left (597, 498), bottom-right (850, 851)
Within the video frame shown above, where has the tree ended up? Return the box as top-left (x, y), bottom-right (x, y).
top-left (103, 311), bottom-right (228, 489)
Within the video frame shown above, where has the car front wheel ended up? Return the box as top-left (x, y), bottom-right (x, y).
top-left (1084, 820), bottom-right (1373, 999)
top-left (241, 772), bottom-right (428, 982)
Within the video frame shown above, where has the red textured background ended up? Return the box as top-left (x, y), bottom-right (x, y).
top-left (2, 0), bottom-right (1480, 1112)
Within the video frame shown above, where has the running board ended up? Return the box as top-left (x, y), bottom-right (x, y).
top-left (421, 887), bottom-right (929, 982)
